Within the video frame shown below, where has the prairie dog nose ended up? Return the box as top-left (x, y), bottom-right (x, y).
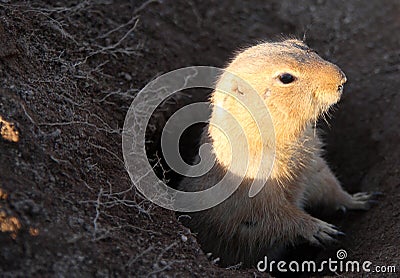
top-left (329, 63), bottom-right (347, 85)
top-left (339, 70), bottom-right (347, 85)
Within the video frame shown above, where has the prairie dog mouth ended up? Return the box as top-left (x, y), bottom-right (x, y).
top-left (338, 84), bottom-right (344, 94)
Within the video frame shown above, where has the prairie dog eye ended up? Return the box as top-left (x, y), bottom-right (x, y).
top-left (278, 73), bottom-right (296, 84)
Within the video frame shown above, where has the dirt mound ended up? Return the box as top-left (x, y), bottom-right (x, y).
top-left (0, 0), bottom-right (399, 277)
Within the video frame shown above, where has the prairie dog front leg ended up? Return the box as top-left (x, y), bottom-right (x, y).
top-left (302, 155), bottom-right (375, 213)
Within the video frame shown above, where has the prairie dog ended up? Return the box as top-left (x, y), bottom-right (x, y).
top-left (178, 39), bottom-right (376, 267)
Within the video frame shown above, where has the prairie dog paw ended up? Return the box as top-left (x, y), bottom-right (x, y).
top-left (339, 192), bottom-right (382, 211)
top-left (308, 219), bottom-right (344, 246)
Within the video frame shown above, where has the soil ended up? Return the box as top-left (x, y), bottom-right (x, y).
top-left (0, 0), bottom-right (399, 277)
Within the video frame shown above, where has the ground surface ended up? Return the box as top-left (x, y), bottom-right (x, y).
top-left (0, 0), bottom-right (399, 277)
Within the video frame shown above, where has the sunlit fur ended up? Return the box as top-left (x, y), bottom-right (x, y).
top-left (179, 39), bottom-right (373, 267)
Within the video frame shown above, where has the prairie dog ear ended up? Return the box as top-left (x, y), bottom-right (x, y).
top-left (216, 73), bottom-right (251, 96)
top-left (230, 77), bottom-right (246, 95)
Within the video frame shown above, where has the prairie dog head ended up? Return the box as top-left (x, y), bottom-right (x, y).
top-left (209, 39), bottom-right (346, 176)
top-left (212, 39), bottom-right (346, 135)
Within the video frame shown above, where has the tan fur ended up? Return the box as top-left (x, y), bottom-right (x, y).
top-left (178, 39), bottom-right (375, 267)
